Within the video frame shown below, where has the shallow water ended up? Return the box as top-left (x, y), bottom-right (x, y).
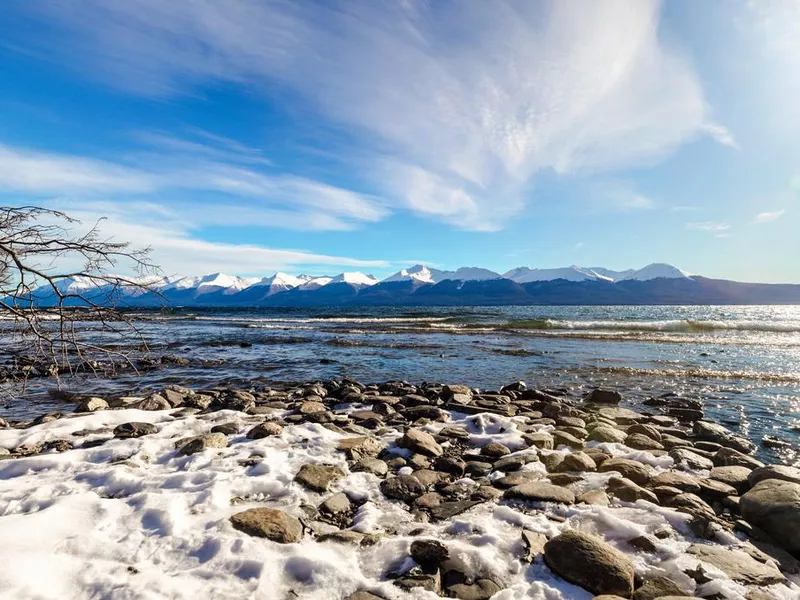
top-left (2, 305), bottom-right (798, 464)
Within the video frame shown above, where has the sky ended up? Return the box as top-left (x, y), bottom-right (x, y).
top-left (0, 0), bottom-right (798, 283)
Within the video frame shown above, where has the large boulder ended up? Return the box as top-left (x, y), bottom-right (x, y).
top-left (686, 544), bottom-right (785, 586)
top-left (178, 432), bottom-right (228, 455)
top-left (503, 482), bottom-right (575, 504)
top-left (693, 421), bottom-right (756, 455)
top-left (748, 465), bottom-right (800, 487)
top-left (585, 389), bottom-right (622, 404)
top-left (398, 428), bottom-right (443, 457)
top-left (740, 479), bottom-right (800, 554)
top-left (294, 464), bottom-right (345, 493)
top-left (543, 530), bottom-right (634, 596)
top-left (230, 507), bottom-right (303, 543)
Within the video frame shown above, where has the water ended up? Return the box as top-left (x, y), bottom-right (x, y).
top-left (2, 305), bottom-right (799, 464)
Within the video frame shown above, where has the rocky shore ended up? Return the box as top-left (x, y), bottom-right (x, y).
top-left (0, 379), bottom-right (798, 599)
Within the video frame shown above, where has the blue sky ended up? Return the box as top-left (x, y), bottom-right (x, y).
top-left (0, 0), bottom-right (798, 282)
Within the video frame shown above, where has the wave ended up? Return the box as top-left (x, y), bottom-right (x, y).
top-left (502, 318), bottom-right (800, 334)
top-left (596, 365), bottom-right (800, 384)
top-left (191, 316), bottom-right (451, 324)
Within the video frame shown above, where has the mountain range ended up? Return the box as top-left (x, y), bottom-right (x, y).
top-left (25, 263), bottom-right (800, 306)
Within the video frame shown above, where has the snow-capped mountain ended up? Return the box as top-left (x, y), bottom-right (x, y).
top-left (250, 273), bottom-right (312, 296)
top-left (328, 272), bottom-right (379, 287)
top-left (504, 263), bottom-right (691, 284)
top-left (384, 264), bottom-right (501, 284)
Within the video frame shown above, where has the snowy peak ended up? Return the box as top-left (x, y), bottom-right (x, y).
top-left (383, 264), bottom-right (501, 284)
top-left (504, 263), bottom-right (690, 283)
top-left (329, 272), bottom-right (379, 287)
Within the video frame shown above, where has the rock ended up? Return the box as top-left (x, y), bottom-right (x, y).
top-left (709, 465), bottom-right (751, 493)
top-left (410, 539), bottom-right (449, 565)
top-left (552, 430), bottom-right (584, 449)
top-left (294, 464), bottom-right (345, 493)
top-left (433, 456), bottom-right (466, 477)
top-left (588, 426), bottom-right (628, 444)
top-left (586, 389), bottom-right (622, 404)
top-left (493, 452), bottom-right (538, 472)
top-left (343, 592), bottom-right (385, 600)
top-left (210, 422), bottom-right (240, 435)
top-left (625, 433), bottom-right (664, 451)
top-left (627, 534), bottom-right (659, 553)
top-left (429, 500), bottom-right (482, 520)
top-left (607, 477), bottom-right (659, 504)
top-left (686, 544), bottom-right (785, 585)
top-left (75, 397), bottom-right (108, 413)
top-left (113, 422), bottom-right (158, 438)
top-left (740, 479), bottom-right (800, 553)
top-left (398, 428), bottom-right (443, 457)
top-left (319, 492), bottom-right (351, 516)
top-left (179, 432), bottom-right (228, 455)
top-left (664, 493), bottom-right (716, 521)
top-left (713, 447), bottom-right (764, 470)
top-left (503, 482), bottom-right (575, 504)
top-left (352, 458), bottom-right (388, 477)
top-left (632, 576), bottom-right (687, 600)
top-left (414, 492), bottom-right (443, 510)
top-left (554, 451), bottom-right (597, 473)
top-left (521, 530), bottom-right (548, 562)
top-left (230, 507), bottom-right (302, 543)
top-left (523, 433), bottom-right (554, 449)
top-left (299, 400), bottom-right (326, 414)
top-left (380, 475), bottom-right (426, 502)
top-left (598, 458), bottom-right (652, 486)
top-left (669, 448), bottom-right (713, 471)
top-left (748, 465), bottom-right (800, 487)
top-left (135, 394), bottom-right (171, 411)
top-left (480, 441), bottom-right (511, 458)
top-left (246, 421), bottom-right (283, 439)
top-left (338, 436), bottom-right (385, 460)
top-left (576, 490), bottom-right (610, 506)
top-left (693, 421), bottom-right (756, 455)
top-left (628, 423), bottom-right (663, 443)
top-left (649, 471), bottom-right (701, 493)
top-left (543, 530), bottom-right (635, 596)
top-left (445, 578), bottom-right (501, 600)
top-left (494, 471), bottom-right (542, 489)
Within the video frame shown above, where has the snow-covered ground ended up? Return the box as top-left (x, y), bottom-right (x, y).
top-left (1, 405), bottom-right (796, 600)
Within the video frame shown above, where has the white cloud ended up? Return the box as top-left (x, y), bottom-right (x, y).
top-left (39, 200), bottom-right (389, 276)
top-left (754, 209), bottom-right (785, 223)
top-left (701, 123), bottom-right (739, 149)
top-left (11, 0), bottom-right (728, 230)
top-left (0, 139), bottom-right (386, 229)
top-left (686, 221), bottom-right (731, 232)
top-left (574, 242), bottom-right (585, 250)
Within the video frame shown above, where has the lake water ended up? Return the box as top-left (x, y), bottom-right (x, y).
top-left (2, 305), bottom-right (799, 464)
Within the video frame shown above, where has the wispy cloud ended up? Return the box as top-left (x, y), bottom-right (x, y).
top-left (8, 0), bottom-right (730, 230)
top-left (574, 242), bottom-right (585, 251)
top-left (39, 199), bottom-right (389, 276)
top-left (686, 221), bottom-right (731, 232)
top-left (754, 209), bottom-right (785, 224)
top-left (0, 139), bottom-right (386, 230)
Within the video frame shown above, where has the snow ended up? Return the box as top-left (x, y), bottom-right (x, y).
top-left (504, 264), bottom-right (690, 283)
top-left (298, 277), bottom-right (333, 290)
top-left (254, 273), bottom-right (310, 295)
top-left (383, 264), bottom-right (501, 284)
top-left (1, 407), bottom-right (797, 600)
top-left (328, 272), bottom-right (379, 287)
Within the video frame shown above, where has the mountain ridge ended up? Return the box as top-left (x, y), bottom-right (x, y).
top-left (20, 263), bottom-right (800, 306)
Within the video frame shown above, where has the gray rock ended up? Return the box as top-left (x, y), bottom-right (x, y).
top-left (598, 458), bottom-right (652, 486)
top-left (410, 539), bottom-right (449, 565)
top-left (710, 465), bottom-right (751, 493)
top-left (748, 465), bottom-right (800, 487)
top-left (319, 492), bottom-right (351, 515)
top-left (686, 544), bottom-right (785, 585)
top-left (554, 451), bottom-right (597, 473)
top-left (210, 422), bottom-right (240, 435)
top-left (352, 458), bottom-right (388, 477)
top-left (544, 530), bottom-right (635, 596)
top-left (713, 447), bottom-right (764, 470)
top-left (521, 530), bottom-right (548, 562)
top-left (693, 421), bottom-right (756, 455)
top-left (337, 436), bottom-right (385, 460)
top-left (585, 389), bottom-right (623, 404)
top-left (230, 507), bottom-right (303, 543)
top-left (625, 433), bottom-right (664, 451)
top-left (552, 430), bottom-right (584, 449)
top-left (113, 422), bottom-right (158, 438)
top-left (503, 482), bottom-right (575, 504)
top-left (429, 500), bottom-right (482, 520)
top-left (480, 441), bottom-right (511, 458)
top-left (294, 464), bottom-right (345, 493)
top-left (669, 448), bottom-right (714, 471)
top-left (632, 576), bottom-right (686, 600)
top-left (135, 394), bottom-right (171, 411)
top-left (523, 432), bottom-right (554, 450)
top-left (494, 471), bottom-right (543, 489)
top-left (576, 489), bottom-right (610, 506)
top-left (649, 471), bottom-right (701, 493)
top-left (398, 428), bottom-right (443, 457)
top-left (343, 592), bottom-right (385, 600)
top-left (740, 479), bottom-right (800, 554)
top-left (588, 425), bottom-right (628, 444)
top-left (179, 432), bottom-right (228, 455)
top-left (607, 477), bottom-right (659, 504)
top-left (246, 421), bottom-right (283, 439)
top-left (75, 397), bottom-right (108, 413)
top-left (380, 475), bottom-right (426, 502)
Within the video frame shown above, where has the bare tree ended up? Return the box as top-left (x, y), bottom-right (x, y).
top-left (0, 205), bottom-right (162, 382)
